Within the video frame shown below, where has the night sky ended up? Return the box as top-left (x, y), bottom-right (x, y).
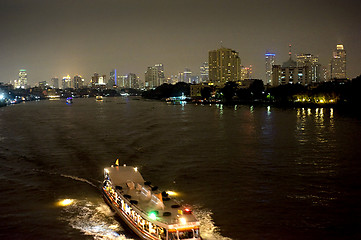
top-left (1, 0), bottom-right (360, 86)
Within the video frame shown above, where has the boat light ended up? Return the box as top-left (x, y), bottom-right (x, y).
top-left (166, 191), bottom-right (178, 196)
top-left (57, 199), bottom-right (74, 207)
top-left (134, 167), bottom-right (138, 172)
top-left (149, 211), bottom-right (157, 220)
top-left (180, 217), bottom-right (187, 225)
top-left (123, 164), bottom-right (126, 167)
top-left (104, 168), bottom-right (109, 174)
top-left (184, 208), bottom-right (192, 214)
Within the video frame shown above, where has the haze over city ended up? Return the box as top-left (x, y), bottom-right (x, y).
top-left (1, 0), bottom-right (360, 86)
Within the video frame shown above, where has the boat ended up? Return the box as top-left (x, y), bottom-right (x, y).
top-left (66, 97), bottom-right (73, 104)
top-left (102, 162), bottom-right (201, 240)
top-left (96, 95), bottom-right (103, 101)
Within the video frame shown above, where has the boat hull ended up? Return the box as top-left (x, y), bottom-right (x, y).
top-left (102, 187), bottom-right (159, 240)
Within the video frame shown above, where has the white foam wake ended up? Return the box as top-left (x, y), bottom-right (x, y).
top-left (193, 207), bottom-right (232, 240)
top-left (59, 199), bottom-right (134, 240)
top-left (60, 174), bottom-right (98, 188)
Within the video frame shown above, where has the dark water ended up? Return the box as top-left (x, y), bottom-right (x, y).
top-left (1, 98), bottom-right (361, 240)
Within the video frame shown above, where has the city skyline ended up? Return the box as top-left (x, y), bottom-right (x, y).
top-left (1, 0), bottom-right (360, 86)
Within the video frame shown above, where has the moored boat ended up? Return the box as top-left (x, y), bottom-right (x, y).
top-left (102, 162), bottom-right (201, 240)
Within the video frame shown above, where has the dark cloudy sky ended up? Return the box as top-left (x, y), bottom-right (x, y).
top-left (1, 0), bottom-right (360, 86)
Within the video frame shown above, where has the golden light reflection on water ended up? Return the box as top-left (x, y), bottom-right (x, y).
top-left (57, 199), bottom-right (74, 207)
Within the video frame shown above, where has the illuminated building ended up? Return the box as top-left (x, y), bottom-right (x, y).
top-left (73, 75), bottom-right (83, 89)
top-left (200, 62), bottom-right (209, 82)
top-left (265, 52), bottom-right (275, 85)
top-left (240, 65), bottom-right (253, 80)
top-left (296, 54), bottom-right (321, 83)
top-left (109, 69), bottom-right (117, 87)
top-left (16, 69), bottom-right (27, 89)
top-left (62, 75), bottom-right (71, 89)
top-left (208, 47), bottom-right (241, 86)
top-left (330, 44), bottom-right (346, 79)
top-left (50, 77), bottom-right (59, 88)
top-left (183, 68), bottom-right (192, 83)
top-left (271, 45), bottom-right (309, 86)
top-left (145, 64), bottom-right (165, 89)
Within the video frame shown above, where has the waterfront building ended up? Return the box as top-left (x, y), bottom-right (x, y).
top-left (265, 52), bottom-right (276, 85)
top-left (50, 77), bottom-right (59, 89)
top-left (330, 44), bottom-right (346, 79)
top-left (208, 47), bottom-right (241, 86)
top-left (91, 73), bottom-right (99, 87)
top-left (62, 75), bottom-right (71, 89)
top-left (200, 62), bottom-right (209, 82)
top-left (15, 69), bottom-right (27, 89)
top-left (39, 81), bottom-right (47, 89)
top-left (145, 64), bottom-right (165, 89)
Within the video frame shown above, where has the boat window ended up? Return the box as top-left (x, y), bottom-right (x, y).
top-left (178, 230), bottom-right (193, 239)
top-left (194, 229), bottom-right (200, 238)
top-left (168, 232), bottom-right (178, 240)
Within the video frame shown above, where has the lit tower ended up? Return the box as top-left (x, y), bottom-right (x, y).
top-left (330, 44), bottom-right (346, 79)
top-left (265, 52), bottom-right (275, 85)
top-left (18, 69), bottom-right (27, 89)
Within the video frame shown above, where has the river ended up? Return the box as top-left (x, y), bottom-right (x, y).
top-left (0, 97), bottom-right (360, 240)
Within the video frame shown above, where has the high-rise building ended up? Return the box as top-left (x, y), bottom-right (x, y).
top-left (330, 44), bottom-right (346, 79)
top-left (145, 64), bottom-right (165, 89)
top-left (183, 68), bottom-right (192, 83)
top-left (271, 45), bottom-right (310, 86)
top-left (240, 65), bottom-right (253, 80)
top-left (265, 52), bottom-right (276, 85)
top-left (200, 62), bottom-right (209, 82)
top-left (62, 75), bottom-right (71, 89)
top-left (296, 54), bottom-right (321, 83)
top-left (50, 77), bottom-right (59, 88)
top-left (16, 69), bottom-right (27, 89)
top-left (209, 47), bottom-right (240, 86)
top-left (109, 69), bottom-right (117, 87)
top-left (73, 75), bottom-right (83, 89)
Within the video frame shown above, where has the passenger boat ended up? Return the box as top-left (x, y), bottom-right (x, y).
top-left (102, 162), bottom-right (201, 240)
top-left (96, 95), bottom-right (103, 101)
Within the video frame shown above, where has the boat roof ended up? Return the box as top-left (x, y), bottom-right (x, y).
top-left (105, 165), bottom-right (144, 185)
top-left (104, 165), bottom-right (199, 228)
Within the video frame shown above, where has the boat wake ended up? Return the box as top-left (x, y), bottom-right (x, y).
top-left (193, 207), bottom-right (232, 240)
top-left (60, 174), bottom-right (98, 188)
top-left (59, 199), bottom-right (134, 240)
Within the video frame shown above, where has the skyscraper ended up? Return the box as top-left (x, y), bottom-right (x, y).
top-left (145, 64), bottom-right (165, 89)
top-left (62, 75), bottom-right (71, 89)
top-left (200, 62), bottom-right (209, 82)
top-left (16, 69), bottom-right (27, 89)
top-left (209, 47), bottom-right (240, 86)
top-left (240, 65), bottom-right (253, 80)
top-left (50, 77), bottom-right (59, 88)
top-left (73, 75), bottom-right (83, 89)
top-left (265, 52), bottom-right (275, 85)
top-left (330, 44), bottom-right (346, 79)
top-left (183, 68), bottom-right (192, 83)
top-left (296, 54), bottom-right (321, 83)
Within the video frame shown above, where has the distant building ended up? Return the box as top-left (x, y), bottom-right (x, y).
top-left (330, 44), bottom-right (346, 79)
top-left (15, 69), bottom-right (27, 89)
top-left (271, 45), bottom-right (309, 86)
top-left (265, 52), bottom-right (276, 85)
top-left (183, 68), bottom-right (192, 83)
top-left (39, 81), bottom-right (47, 89)
top-left (50, 77), bottom-right (59, 88)
top-left (296, 54), bottom-right (322, 83)
top-left (73, 75), bottom-right (83, 89)
top-left (108, 69), bottom-right (117, 87)
top-left (200, 62), bottom-right (209, 82)
top-left (145, 64), bottom-right (165, 89)
top-left (62, 75), bottom-right (71, 89)
top-left (209, 47), bottom-right (240, 86)
top-left (240, 65), bottom-right (253, 80)
top-left (127, 73), bottom-right (138, 89)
